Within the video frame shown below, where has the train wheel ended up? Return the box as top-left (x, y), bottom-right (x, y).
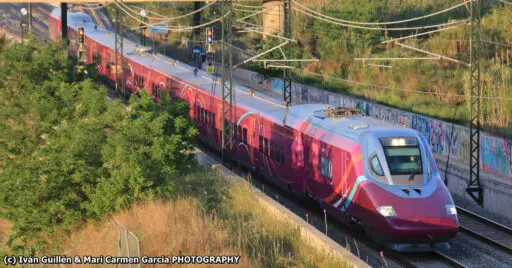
top-left (291, 181), bottom-right (309, 204)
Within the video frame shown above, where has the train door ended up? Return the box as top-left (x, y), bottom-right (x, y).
top-left (291, 129), bottom-right (305, 194)
top-left (318, 142), bottom-right (334, 198)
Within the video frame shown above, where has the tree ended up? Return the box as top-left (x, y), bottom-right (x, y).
top-left (0, 41), bottom-right (197, 253)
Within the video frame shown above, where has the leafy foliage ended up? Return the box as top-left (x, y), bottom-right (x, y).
top-left (0, 42), bottom-right (197, 253)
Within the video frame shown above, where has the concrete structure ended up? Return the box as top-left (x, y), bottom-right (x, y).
top-left (262, 0), bottom-right (284, 37)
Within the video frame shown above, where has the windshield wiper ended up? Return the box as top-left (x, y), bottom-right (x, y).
top-left (409, 168), bottom-right (418, 182)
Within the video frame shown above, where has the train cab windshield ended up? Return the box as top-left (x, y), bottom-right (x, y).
top-left (372, 137), bottom-right (425, 185)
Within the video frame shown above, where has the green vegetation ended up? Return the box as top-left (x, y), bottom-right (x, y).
top-left (262, 1), bottom-right (512, 137)
top-left (0, 40), bottom-right (196, 254)
top-left (0, 40), bottom-right (349, 267)
top-left (117, 1), bottom-right (511, 137)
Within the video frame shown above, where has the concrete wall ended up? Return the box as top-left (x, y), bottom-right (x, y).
top-left (262, 1), bottom-right (284, 37)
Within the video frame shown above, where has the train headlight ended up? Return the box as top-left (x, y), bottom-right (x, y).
top-left (376, 206), bottom-right (397, 217)
top-left (445, 204), bottom-right (457, 215)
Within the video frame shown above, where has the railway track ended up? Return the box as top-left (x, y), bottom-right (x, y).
top-left (395, 250), bottom-right (466, 268)
top-left (456, 206), bottom-right (512, 255)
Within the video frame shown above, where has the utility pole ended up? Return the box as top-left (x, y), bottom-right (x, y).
top-left (221, 0), bottom-right (234, 163)
top-left (283, 0), bottom-right (292, 107)
top-left (467, 0), bottom-right (483, 206)
top-left (193, 1), bottom-right (202, 41)
top-left (114, 6), bottom-right (126, 99)
top-left (139, 9), bottom-right (147, 46)
top-left (28, 3), bottom-right (32, 37)
top-left (61, 3), bottom-right (68, 46)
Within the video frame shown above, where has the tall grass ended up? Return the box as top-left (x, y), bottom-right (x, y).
top-left (1, 169), bottom-right (351, 267)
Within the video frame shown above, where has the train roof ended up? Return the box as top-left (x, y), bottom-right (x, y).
top-left (51, 8), bottom-right (411, 144)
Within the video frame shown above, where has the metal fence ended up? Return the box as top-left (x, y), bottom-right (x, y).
top-left (112, 220), bottom-right (141, 268)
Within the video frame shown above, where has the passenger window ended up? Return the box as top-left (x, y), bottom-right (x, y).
top-left (280, 145), bottom-right (285, 164)
top-left (264, 138), bottom-right (269, 155)
top-left (259, 135), bottom-right (263, 152)
top-left (370, 155), bottom-right (384, 176)
top-left (243, 128), bottom-right (248, 145)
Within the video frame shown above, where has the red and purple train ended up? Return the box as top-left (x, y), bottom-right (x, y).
top-left (49, 9), bottom-right (459, 251)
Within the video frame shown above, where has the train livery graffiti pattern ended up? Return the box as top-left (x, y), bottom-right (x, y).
top-left (239, 69), bottom-right (512, 179)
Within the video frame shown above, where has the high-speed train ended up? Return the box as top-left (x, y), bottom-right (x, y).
top-left (49, 8), bottom-right (459, 251)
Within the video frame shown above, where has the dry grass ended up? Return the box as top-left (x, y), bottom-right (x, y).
top-left (114, 199), bottom-right (254, 268)
top-left (2, 170), bottom-right (352, 268)
top-left (0, 218), bottom-right (12, 256)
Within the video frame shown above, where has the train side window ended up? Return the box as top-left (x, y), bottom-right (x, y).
top-left (280, 144), bottom-right (285, 164)
top-left (321, 157), bottom-right (333, 179)
top-left (270, 141), bottom-right (275, 159)
top-left (264, 138), bottom-right (269, 155)
top-left (233, 123), bottom-right (237, 139)
top-left (370, 155), bottom-right (384, 177)
top-left (212, 113), bottom-right (216, 128)
top-left (93, 53), bottom-right (101, 65)
top-left (259, 135), bottom-right (263, 152)
top-left (243, 128), bottom-right (248, 145)
top-left (238, 126), bottom-right (242, 142)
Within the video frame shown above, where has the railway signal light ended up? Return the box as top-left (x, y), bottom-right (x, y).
top-left (206, 28), bottom-right (213, 44)
top-left (207, 51), bottom-right (214, 62)
top-left (78, 27), bottom-right (85, 44)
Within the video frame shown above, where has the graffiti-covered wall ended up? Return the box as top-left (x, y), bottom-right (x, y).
top-left (255, 73), bottom-right (512, 179)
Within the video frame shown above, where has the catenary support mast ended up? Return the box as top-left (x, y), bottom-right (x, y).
top-left (467, 0), bottom-right (483, 206)
top-left (114, 5), bottom-right (126, 98)
top-left (221, 0), bottom-right (234, 163)
top-left (282, 0), bottom-right (292, 106)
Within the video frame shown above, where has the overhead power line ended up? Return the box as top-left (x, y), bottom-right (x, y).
top-left (113, 0), bottom-right (227, 32)
top-left (117, 1), bottom-right (218, 24)
top-left (233, 3), bottom-right (263, 9)
top-left (381, 24), bottom-right (467, 43)
top-left (228, 45), bottom-right (511, 101)
top-left (292, 5), bottom-right (468, 31)
top-left (76, 3), bottom-right (113, 10)
top-left (292, 67), bottom-right (512, 101)
top-left (291, 0), bottom-right (468, 26)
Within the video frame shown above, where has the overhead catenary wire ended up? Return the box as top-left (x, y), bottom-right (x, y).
top-left (381, 24), bottom-right (467, 43)
top-left (74, 3), bottom-right (113, 10)
top-left (113, 0), bottom-right (227, 32)
top-left (293, 5), bottom-right (468, 31)
top-left (291, 0), bottom-right (469, 26)
top-left (233, 3), bottom-right (263, 9)
top-left (226, 42), bottom-right (510, 101)
top-left (292, 67), bottom-right (512, 101)
top-left (393, 41), bottom-right (469, 66)
top-left (117, 1), bottom-right (218, 25)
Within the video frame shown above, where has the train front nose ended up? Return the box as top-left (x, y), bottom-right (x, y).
top-left (374, 204), bottom-right (459, 244)
top-left (384, 215), bottom-right (458, 242)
